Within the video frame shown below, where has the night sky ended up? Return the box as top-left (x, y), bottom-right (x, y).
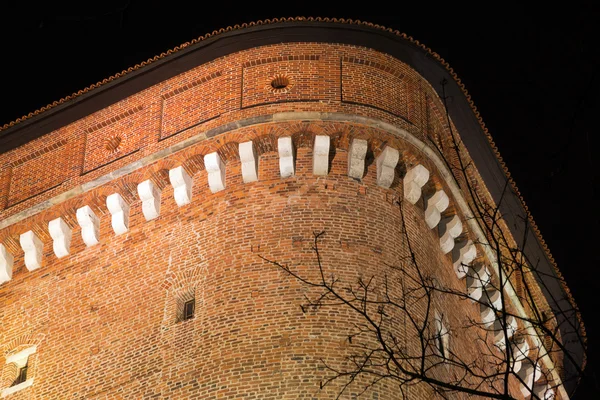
top-left (0, 3), bottom-right (598, 398)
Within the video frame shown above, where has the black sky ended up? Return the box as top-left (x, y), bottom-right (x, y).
top-left (0, 2), bottom-right (598, 398)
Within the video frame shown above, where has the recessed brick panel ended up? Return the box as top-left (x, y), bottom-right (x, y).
top-left (160, 72), bottom-right (223, 138)
top-left (7, 142), bottom-right (73, 206)
top-left (242, 57), bottom-right (333, 108)
top-left (83, 105), bottom-right (145, 173)
top-left (342, 59), bottom-right (410, 121)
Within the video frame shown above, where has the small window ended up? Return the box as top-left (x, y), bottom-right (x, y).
top-left (183, 299), bottom-right (195, 321)
top-left (434, 312), bottom-right (450, 359)
top-left (12, 365), bottom-right (27, 387)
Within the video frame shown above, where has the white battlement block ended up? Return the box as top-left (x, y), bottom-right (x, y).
top-left (169, 166), bottom-right (193, 206)
top-left (376, 146), bottom-right (399, 188)
top-left (511, 334), bottom-right (530, 362)
top-left (465, 264), bottom-right (491, 301)
top-left (483, 287), bottom-right (503, 310)
top-left (510, 335), bottom-right (530, 374)
top-left (439, 215), bottom-right (462, 254)
top-left (424, 208), bottom-right (441, 229)
top-left (313, 135), bottom-right (330, 176)
top-left (533, 384), bottom-right (554, 399)
top-left (137, 180), bottom-right (162, 220)
top-left (19, 230), bottom-right (43, 271)
top-left (403, 165), bottom-right (429, 204)
top-left (106, 193), bottom-right (130, 235)
top-left (348, 138), bottom-right (367, 180)
top-left (239, 141), bottom-right (258, 183)
top-left (278, 137), bottom-right (295, 178)
top-left (452, 240), bottom-right (477, 278)
top-left (493, 315), bottom-right (517, 349)
top-left (0, 244), bottom-right (13, 284)
top-left (48, 217), bottom-right (72, 258)
top-left (439, 232), bottom-right (454, 255)
top-left (507, 315), bottom-right (518, 338)
top-left (518, 361), bottom-right (542, 397)
top-left (480, 303), bottom-right (496, 328)
top-left (424, 190), bottom-right (450, 229)
top-left (204, 152), bottom-right (225, 193)
top-left (76, 205), bottom-right (100, 247)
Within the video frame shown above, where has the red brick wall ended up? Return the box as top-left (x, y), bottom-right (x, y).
top-left (0, 42), bottom-right (546, 398)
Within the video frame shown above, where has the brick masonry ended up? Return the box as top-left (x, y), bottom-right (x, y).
top-left (0, 42), bottom-right (558, 398)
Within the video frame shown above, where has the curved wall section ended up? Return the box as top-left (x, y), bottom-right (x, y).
top-left (0, 22), bottom-right (579, 398)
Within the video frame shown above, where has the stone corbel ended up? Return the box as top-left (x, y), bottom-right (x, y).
top-left (48, 217), bottom-right (72, 258)
top-left (169, 166), bottom-right (193, 206)
top-left (204, 152), bottom-right (225, 193)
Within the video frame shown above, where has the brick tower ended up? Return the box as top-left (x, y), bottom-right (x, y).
top-left (0, 18), bottom-right (583, 399)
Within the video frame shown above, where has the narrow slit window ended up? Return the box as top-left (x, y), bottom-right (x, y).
top-left (12, 364), bottom-right (27, 387)
top-left (183, 299), bottom-right (195, 321)
top-left (434, 312), bottom-right (450, 359)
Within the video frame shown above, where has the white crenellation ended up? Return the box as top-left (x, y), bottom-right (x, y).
top-left (238, 141), bottom-right (258, 183)
top-left (0, 244), bottom-right (13, 284)
top-left (169, 166), bottom-right (193, 206)
top-left (313, 135), bottom-right (330, 176)
top-left (452, 239), bottom-right (477, 278)
top-left (376, 146), bottom-right (399, 188)
top-left (424, 190), bottom-right (450, 229)
top-left (19, 230), bottom-right (43, 271)
top-left (347, 138), bottom-right (368, 180)
top-left (137, 180), bottom-right (162, 220)
top-left (480, 303), bottom-right (496, 328)
top-left (277, 136), bottom-right (295, 178)
top-left (106, 193), bottom-right (130, 235)
top-left (533, 384), bottom-right (554, 399)
top-left (76, 206), bottom-right (100, 247)
top-left (204, 152), bottom-right (225, 193)
top-left (439, 214), bottom-right (462, 254)
top-left (518, 360), bottom-right (543, 397)
top-left (403, 164), bottom-right (429, 204)
top-left (465, 263), bottom-right (491, 301)
top-left (493, 315), bottom-right (518, 349)
top-left (483, 287), bottom-right (503, 311)
top-left (510, 334), bottom-right (530, 374)
top-left (48, 217), bottom-right (72, 258)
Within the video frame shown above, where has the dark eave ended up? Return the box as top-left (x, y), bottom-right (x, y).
top-left (0, 18), bottom-right (584, 390)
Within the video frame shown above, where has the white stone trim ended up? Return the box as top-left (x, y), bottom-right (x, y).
top-left (169, 166), bottom-right (193, 206)
top-left (424, 190), bottom-right (450, 229)
top-left (277, 136), bottom-right (295, 178)
top-left (1, 378), bottom-right (33, 398)
top-left (313, 135), bottom-right (330, 176)
top-left (480, 303), bottom-right (496, 328)
top-left (533, 383), bottom-right (555, 399)
top-left (403, 164), bottom-right (429, 204)
top-left (433, 311), bottom-right (450, 359)
top-left (137, 180), bottom-right (161, 220)
top-left (48, 217), bottom-right (72, 258)
top-left (19, 231), bottom-right (43, 271)
top-left (76, 206), bottom-right (100, 246)
top-left (452, 240), bottom-right (477, 279)
top-left (438, 215), bottom-right (462, 254)
top-left (465, 263), bottom-right (491, 301)
top-left (239, 141), bottom-right (258, 183)
top-left (376, 146), bottom-right (399, 188)
top-left (106, 193), bottom-right (130, 235)
top-left (348, 138), bottom-right (368, 180)
top-left (5, 346), bottom-right (36, 366)
top-left (204, 152), bottom-right (225, 193)
top-left (0, 244), bottom-right (13, 284)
